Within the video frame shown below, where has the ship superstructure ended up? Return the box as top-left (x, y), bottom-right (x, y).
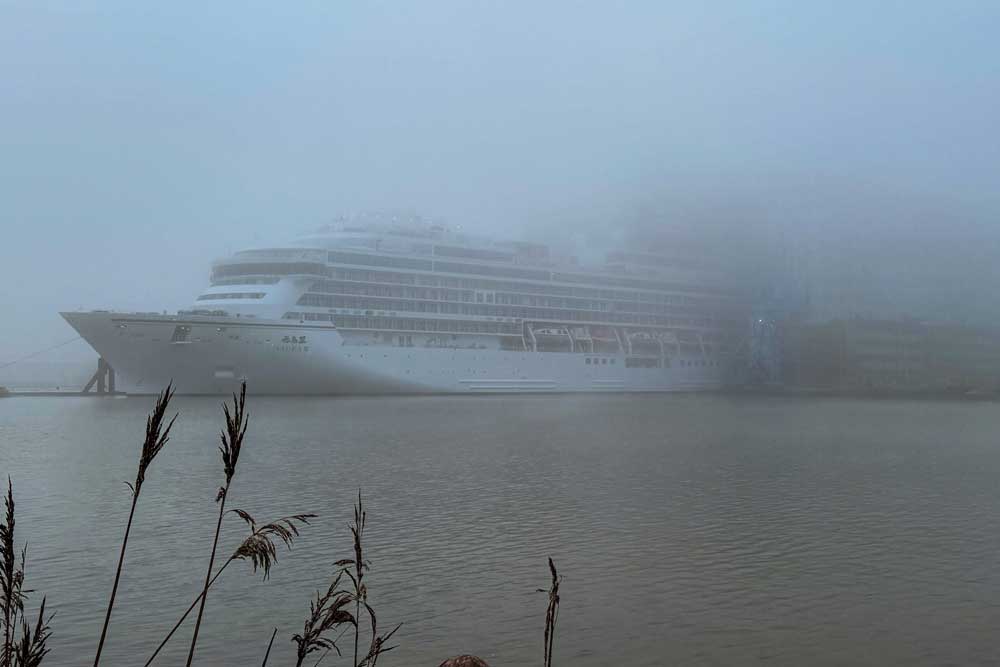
top-left (63, 217), bottom-right (748, 394)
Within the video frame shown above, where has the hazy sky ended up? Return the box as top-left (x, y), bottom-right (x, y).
top-left (2, 1), bottom-right (999, 362)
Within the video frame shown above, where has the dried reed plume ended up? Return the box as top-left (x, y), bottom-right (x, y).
top-left (291, 572), bottom-right (355, 667)
top-left (185, 381), bottom-right (248, 667)
top-left (229, 510), bottom-right (314, 580)
top-left (1, 479), bottom-right (26, 667)
top-left (357, 623), bottom-right (400, 667)
top-left (144, 509), bottom-right (314, 666)
top-left (537, 558), bottom-right (561, 667)
top-left (93, 383), bottom-right (176, 667)
top-left (333, 491), bottom-right (400, 667)
top-left (10, 597), bottom-right (52, 667)
top-left (1, 481), bottom-right (52, 667)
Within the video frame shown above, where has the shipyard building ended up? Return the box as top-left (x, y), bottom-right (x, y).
top-left (783, 318), bottom-right (1000, 393)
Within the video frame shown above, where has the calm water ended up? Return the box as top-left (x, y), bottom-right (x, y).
top-left (1, 393), bottom-right (1000, 666)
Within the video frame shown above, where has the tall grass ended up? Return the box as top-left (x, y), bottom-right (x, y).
top-left (4, 381), bottom-right (568, 666)
top-left (333, 491), bottom-right (400, 667)
top-left (184, 381), bottom-right (248, 667)
top-left (144, 510), bottom-right (314, 666)
top-left (539, 558), bottom-right (561, 667)
top-left (292, 493), bottom-right (401, 667)
top-left (291, 571), bottom-right (354, 666)
top-left (10, 597), bottom-right (51, 667)
top-left (338, 492), bottom-right (367, 667)
top-left (1, 479), bottom-right (20, 667)
top-left (93, 384), bottom-right (176, 667)
top-left (1, 480), bottom-right (53, 667)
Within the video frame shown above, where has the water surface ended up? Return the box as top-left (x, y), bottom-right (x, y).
top-left (1, 394), bottom-right (999, 666)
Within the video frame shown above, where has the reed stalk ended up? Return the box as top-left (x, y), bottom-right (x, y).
top-left (538, 558), bottom-right (561, 667)
top-left (292, 573), bottom-right (355, 667)
top-left (1, 480), bottom-right (13, 667)
top-left (143, 563), bottom-right (228, 667)
top-left (145, 510), bottom-right (313, 666)
top-left (333, 492), bottom-right (399, 667)
top-left (1, 478), bottom-right (24, 667)
top-left (185, 382), bottom-right (247, 667)
top-left (333, 491), bottom-right (368, 667)
top-left (11, 596), bottom-right (52, 667)
top-left (93, 384), bottom-right (176, 667)
top-left (1, 480), bottom-right (53, 667)
top-left (261, 627), bottom-right (277, 666)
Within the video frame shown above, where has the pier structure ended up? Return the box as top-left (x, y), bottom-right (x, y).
top-left (82, 357), bottom-right (116, 394)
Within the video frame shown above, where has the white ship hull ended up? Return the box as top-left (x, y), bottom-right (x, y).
top-left (62, 311), bottom-right (727, 395)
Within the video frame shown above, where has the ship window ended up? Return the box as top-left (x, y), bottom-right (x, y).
top-left (197, 292), bottom-right (265, 301)
top-left (601, 358), bottom-right (607, 365)
top-left (586, 358), bottom-right (591, 364)
top-left (626, 357), bottom-right (661, 368)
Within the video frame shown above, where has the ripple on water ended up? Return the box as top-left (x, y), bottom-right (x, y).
top-left (2, 394), bottom-right (1000, 666)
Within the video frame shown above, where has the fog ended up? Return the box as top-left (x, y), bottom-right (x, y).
top-left (2, 1), bottom-right (999, 364)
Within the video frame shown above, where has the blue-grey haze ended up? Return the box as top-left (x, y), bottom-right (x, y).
top-left (2, 1), bottom-right (999, 362)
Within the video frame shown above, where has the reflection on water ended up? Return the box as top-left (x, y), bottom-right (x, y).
top-left (1, 393), bottom-right (1000, 666)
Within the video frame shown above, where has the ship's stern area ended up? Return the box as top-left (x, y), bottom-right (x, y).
top-left (59, 311), bottom-right (376, 395)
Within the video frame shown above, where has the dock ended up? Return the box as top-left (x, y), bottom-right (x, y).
top-left (0, 357), bottom-right (125, 398)
top-left (0, 389), bottom-right (127, 398)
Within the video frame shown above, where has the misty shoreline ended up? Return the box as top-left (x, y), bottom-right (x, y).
top-left (4, 386), bottom-right (999, 403)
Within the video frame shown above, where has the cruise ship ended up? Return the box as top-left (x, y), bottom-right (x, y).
top-left (62, 218), bottom-right (748, 394)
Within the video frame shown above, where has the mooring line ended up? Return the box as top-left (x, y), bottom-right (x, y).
top-left (0, 336), bottom-right (84, 370)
